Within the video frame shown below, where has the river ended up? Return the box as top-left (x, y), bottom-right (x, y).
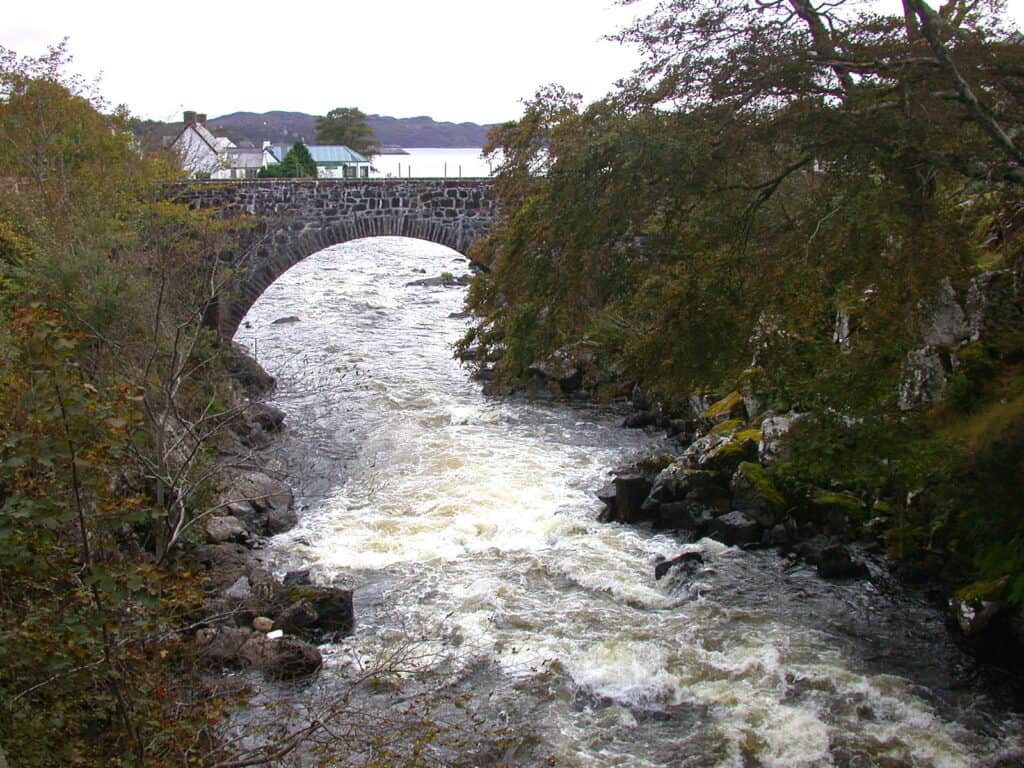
top-left (233, 236), bottom-right (1023, 767)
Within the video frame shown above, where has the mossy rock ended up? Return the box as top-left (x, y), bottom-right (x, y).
top-left (701, 434), bottom-right (759, 473)
top-left (809, 492), bottom-right (866, 535)
top-left (732, 462), bottom-right (785, 517)
top-left (954, 576), bottom-right (1009, 605)
top-left (710, 418), bottom-right (745, 437)
top-left (704, 391), bottom-right (746, 423)
top-left (634, 453), bottom-right (676, 476)
top-left (735, 428), bottom-right (762, 445)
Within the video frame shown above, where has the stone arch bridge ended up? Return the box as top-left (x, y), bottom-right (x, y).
top-left (177, 178), bottom-right (497, 336)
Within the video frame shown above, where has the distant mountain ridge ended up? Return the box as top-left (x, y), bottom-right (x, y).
top-left (205, 111), bottom-right (499, 149)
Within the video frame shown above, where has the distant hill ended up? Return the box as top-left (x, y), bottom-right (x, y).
top-left (201, 111), bottom-right (498, 148)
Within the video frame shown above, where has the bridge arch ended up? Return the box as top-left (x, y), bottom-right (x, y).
top-left (176, 178), bottom-right (497, 336)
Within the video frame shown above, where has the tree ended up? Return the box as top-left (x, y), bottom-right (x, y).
top-left (315, 106), bottom-right (381, 157)
top-left (258, 140), bottom-right (318, 178)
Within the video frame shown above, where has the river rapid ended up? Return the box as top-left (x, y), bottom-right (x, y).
top-left (234, 237), bottom-right (1023, 767)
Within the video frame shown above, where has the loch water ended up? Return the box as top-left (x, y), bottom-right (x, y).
top-left (234, 237), bottom-right (1023, 767)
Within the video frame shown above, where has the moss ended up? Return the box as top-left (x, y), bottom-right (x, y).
top-left (737, 461), bottom-right (785, 513)
top-left (704, 390), bottom-right (745, 421)
top-left (872, 500), bottom-right (894, 516)
top-left (710, 418), bottom-right (744, 436)
top-left (735, 428), bottom-right (762, 445)
top-left (955, 576), bottom-right (1009, 605)
top-left (635, 453), bottom-right (675, 475)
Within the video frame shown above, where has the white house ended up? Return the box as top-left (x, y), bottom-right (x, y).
top-left (169, 111), bottom-right (228, 177)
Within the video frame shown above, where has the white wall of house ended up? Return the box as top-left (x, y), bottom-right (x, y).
top-left (172, 126), bottom-right (223, 177)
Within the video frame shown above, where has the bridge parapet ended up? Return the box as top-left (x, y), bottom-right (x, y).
top-left (175, 178), bottom-right (497, 336)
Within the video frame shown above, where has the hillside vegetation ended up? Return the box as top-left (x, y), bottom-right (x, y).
top-left (460, 0), bottom-right (1024, 611)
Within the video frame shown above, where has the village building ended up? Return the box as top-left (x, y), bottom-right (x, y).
top-left (265, 144), bottom-right (372, 179)
top-left (171, 111), bottom-right (372, 179)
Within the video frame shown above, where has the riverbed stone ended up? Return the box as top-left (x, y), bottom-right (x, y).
top-left (204, 514), bottom-right (249, 544)
top-left (708, 511), bottom-right (761, 546)
top-left (218, 471), bottom-right (296, 536)
top-left (653, 501), bottom-right (716, 533)
top-left (816, 544), bottom-right (869, 579)
top-left (224, 576), bottom-right (252, 601)
top-left (654, 551), bottom-right (704, 580)
top-left (226, 342), bottom-right (276, 397)
top-left (605, 474), bottom-right (653, 524)
top-left (730, 462), bottom-right (785, 526)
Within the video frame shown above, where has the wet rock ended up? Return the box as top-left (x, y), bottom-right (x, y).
top-left (898, 346), bottom-right (950, 411)
top-left (283, 569), bottom-right (312, 587)
top-left (406, 273), bottom-right (471, 287)
top-left (806, 492), bottom-right (865, 537)
top-left (279, 585), bottom-right (355, 641)
top-left (816, 544), bottom-right (869, 579)
top-left (654, 551), bottom-right (705, 580)
top-left (730, 462), bottom-right (785, 527)
top-left (272, 315), bottom-right (301, 324)
top-left (603, 474), bottom-right (652, 524)
top-left (266, 505), bottom-right (299, 535)
top-left (189, 543), bottom-right (251, 589)
top-left (623, 410), bottom-right (659, 429)
top-left (219, 472), bottom-right (296, 536)
top-left (653, 501), bottom-right (716, 533)
top-left (204, 514), bottom-right (249, 544)
top-left (708, 511), bottom-right (761, 546)
top-left (196, 625), bottom-right (251, 667)
top-left (237, 633), bottom-right (322, 679)
top-left (952, 578), bottom-right (1009, 637)
top-left (226, 342), bottom-right (275, 397)
top-left (528, 342), bottom-right (597, 394)
top-left (250, 402), bottom-right (286, 432)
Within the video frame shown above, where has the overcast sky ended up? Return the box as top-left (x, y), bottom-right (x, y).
top-left (5, 1), bottom-right (1023, 126)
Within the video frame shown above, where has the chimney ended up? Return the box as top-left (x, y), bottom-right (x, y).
top-left (183, 110), bottom-right (197, 125)
top-left (196, 113), bottom-right (207, 125)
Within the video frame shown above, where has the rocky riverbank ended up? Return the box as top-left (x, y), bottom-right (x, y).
top-left (462, 266), bottom-right (1024, 700)
top-left (180, 342), bottom-right (354, 681)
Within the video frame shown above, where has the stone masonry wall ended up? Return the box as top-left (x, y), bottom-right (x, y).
top-left (175, 179), bottom-right (497, 336)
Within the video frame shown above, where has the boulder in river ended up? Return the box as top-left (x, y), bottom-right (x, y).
top-left (654, 551), bottom-right (705, 580)
top-left (708, 511), bottom-right (762, 546)
top-left (599, 474), bottom-right (653, 524)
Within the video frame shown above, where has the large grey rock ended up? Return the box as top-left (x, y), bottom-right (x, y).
top-left (920, 278), bottom-right (969, 347)
top-left (966, 269), bottom-right (1022, 341)
top-left (197, 625), bottom-right (322, 679)
top-left (218, 472), bottom-right (296, 536)
top-left (278, 585), bottom-right (355, 640)
top-left (708, 511), bottom-right (762, 546)
top-left (204, 514), bottom-right (249, 544)
top-left (897, 346), bottom-right (949, 411)
top-left (224, 576), bottom-right (252, 601)
top-left (227, 342), bottom-right (276, 397)
top-left (729, 462), bottom-right (784, 527)
top-left (238, 634), bottom-right (322, 679)
top-left (758, 413), bottom-right (808, 463)
top-left (603, 474), bottom-right (653, 524)
top-left (528, 342), bottom-right (597, 393)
